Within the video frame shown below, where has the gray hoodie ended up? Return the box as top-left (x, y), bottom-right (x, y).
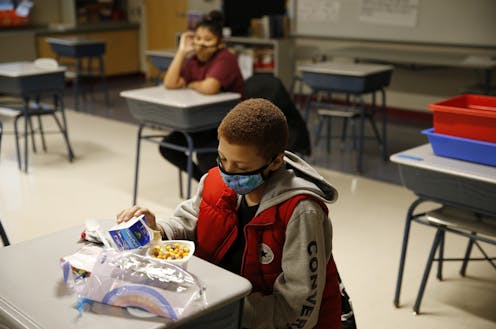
top-left (157, 151), bottom-right (338, 328)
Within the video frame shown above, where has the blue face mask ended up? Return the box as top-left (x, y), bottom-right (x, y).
top-left (217, 158), bottom-right (272, 195)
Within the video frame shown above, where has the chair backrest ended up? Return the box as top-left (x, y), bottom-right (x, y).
top-left (34, 58), bottom-right (59, 70)
top-left (245, 74), bottom-right (312, 156)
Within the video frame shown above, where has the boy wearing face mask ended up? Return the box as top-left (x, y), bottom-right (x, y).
top-left (161, 10), bottom-right (245, 181)
top-left (117, 98), bottom-right (351, 329)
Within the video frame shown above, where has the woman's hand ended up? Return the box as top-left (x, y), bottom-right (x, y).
top-left (116, 206), bottom-right (158, 231)
top-left (178, 31), bottom-right (195, 55)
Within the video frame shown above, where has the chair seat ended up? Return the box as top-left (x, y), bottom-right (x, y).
top-left (426, 207), bottom-right (496, 238)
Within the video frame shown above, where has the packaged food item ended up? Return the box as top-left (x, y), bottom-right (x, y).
top-left (146, 240), bottom-right (195, 268)
top-left (62, 248), bottom-right (207, 319)
top-left (107, 215), bottom-right (151, 250)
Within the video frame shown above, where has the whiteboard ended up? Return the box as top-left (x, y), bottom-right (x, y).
top-left (294, 0), bottom-right (496, 47)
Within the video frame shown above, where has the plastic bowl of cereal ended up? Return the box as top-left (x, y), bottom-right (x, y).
top-left (146, 240), bottom-right (195, 268)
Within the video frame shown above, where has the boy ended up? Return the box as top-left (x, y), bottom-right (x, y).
top-left (117, 98), bottom-right (343, 328)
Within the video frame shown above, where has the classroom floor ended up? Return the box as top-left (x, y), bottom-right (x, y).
top-left (0, 76), bottom-right (495, 329)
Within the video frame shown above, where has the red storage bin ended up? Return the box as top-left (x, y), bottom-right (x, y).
top-left (428, 94), bottom-right (496, 143)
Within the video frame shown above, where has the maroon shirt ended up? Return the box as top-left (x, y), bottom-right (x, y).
top-left (180, 48), bottom-right (245, 99)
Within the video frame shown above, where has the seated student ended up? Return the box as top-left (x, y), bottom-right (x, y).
top-left (161, 10), bottom-right (245, 181)
top-left (117, 98), bottom-right (344, 328)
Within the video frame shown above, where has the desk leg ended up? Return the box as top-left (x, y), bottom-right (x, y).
top-left (483, 68), bottom-right (493, 95)
top-left (99, 56), bottom-right (110, 112)
top-left (357, 96), bottom-right (365, 172)
top-left (413, 228), bottom-right (444, 314)
top-left (23, 96), bottom-right (29, 172)
top-left (394, 197), bottom-right (425, 308)
top-left (183, 132), bottom-right (195, 199)
top-left (304, 91), bottom-right (316, 122)
top-left (74, 58), bottom-right (81, 111)
top-left (132, 124), bottom-right (144, 205)
top-left (53, 94), bottom-right (75, 161)
top-left (0, 219), bottom-right (10, 247)
top-left (381, 89), bottom-right (388, 160)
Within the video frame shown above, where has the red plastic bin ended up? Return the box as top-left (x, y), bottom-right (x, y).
top-left (428, 94), bottom-right (496, 143)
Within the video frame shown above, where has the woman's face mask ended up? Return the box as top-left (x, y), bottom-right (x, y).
top-left (217, 158), bottom-right (272, 195)
top-left (193, 27), bottom-right (220, 62)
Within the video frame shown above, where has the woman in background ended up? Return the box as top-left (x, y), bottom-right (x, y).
top-left (161, 10), bottom-right (245, 182)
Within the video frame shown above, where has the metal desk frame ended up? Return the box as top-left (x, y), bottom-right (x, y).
top-left (120, 87), bottom-right (240, 204)
top-left (46, 37), bottom-right (109, 112)
top-left (300, 62), bottom-right (393, 172)
top-left (391, 144), bottom-right (496, 314)
top-left (0, 62), bottom-right (75, 172)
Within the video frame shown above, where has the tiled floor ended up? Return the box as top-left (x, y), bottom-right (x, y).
top-left (0, 76), bottom-right (494, 329)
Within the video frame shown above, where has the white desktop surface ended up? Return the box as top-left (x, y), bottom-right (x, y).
top-left (390, 144), bottom-right (496, 184)
top-left (299, 61), bottom-right (393, 76)
top-left (145, 49), bottom-right (177, 57)
top-left (0, 62), bottom-right (65, 77)
top-left (0, 221), bottom-right (252, 329)
top-left (120, 86), bottom-right (240, 108)
top-left (45, 37), bottom-right (106, 46)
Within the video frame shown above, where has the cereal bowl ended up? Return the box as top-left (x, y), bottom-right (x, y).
top-left (146, 240), bottom-right (195, 268)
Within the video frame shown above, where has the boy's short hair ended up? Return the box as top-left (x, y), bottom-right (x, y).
top-left (218, 98), bottom-right (288, 160)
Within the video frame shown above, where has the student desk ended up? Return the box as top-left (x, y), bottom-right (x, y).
top-left (46, 37), bottom-right (109, 111)
top-left (333, 46), bottom-right (496, 95)
top-left (120, 86), bottom-right (240, 203)
top-left (0, 220), bottom-right (252, 329)
top-left (390, 144), bottom-right (496, 309)
top-left (300, 62), bottom-right (393, 172)
top-left (145, 49), bottom-right (176, 83)
top-left (0, 61), bottom-right (74, 172)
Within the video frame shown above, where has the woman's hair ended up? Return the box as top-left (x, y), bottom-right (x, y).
top-left (218, 98), bottom-right (288, 160)
top-left (195, 10), bottom-right (224, 40)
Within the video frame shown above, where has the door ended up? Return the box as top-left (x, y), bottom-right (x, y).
top-left (145, 0), bottom-right (187, 79)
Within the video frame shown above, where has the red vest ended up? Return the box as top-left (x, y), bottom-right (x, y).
top-left (196, 168), bottom-right (341, 329)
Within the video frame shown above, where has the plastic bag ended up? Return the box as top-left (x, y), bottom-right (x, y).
top-left (65, 248), bottom-right (207, 320)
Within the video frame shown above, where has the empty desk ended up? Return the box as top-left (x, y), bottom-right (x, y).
top-left (46, 37), bottom-right (109, 111)
top-left (0, 61), bottom-right (75, 172)
top-left (390, 144), bottom-right (496, 313)
top-left (120, 86), bottom-right (240, 203)
top-left (300, 62), bottom-right (393, 172)
top-left (145, 49), bottom-right (176, 83)
top-left (0, 220), bottom-right (252, 328)
top-left (333, 46), bottom-right (496, 95)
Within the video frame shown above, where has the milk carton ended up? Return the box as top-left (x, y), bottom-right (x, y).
top-left (108, 215), bottom-right (151, 250)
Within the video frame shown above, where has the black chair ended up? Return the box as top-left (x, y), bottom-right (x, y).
top-left (245, 74), bottom-right (312, 156)
top-left (394, 200), bottom-right (496, 314)
top-left (0, 219), bottom-right (10, 246)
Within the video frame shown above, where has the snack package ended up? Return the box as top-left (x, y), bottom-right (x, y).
top-left (64, 248), bottom-right (207, 320)
top-left (107, 215), bottom-right (152, 250)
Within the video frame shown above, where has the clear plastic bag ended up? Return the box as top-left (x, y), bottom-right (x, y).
top-left (66, 248), bottom-right (207, 320)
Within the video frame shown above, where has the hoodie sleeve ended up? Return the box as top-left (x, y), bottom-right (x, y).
top-left (242, 199), bottom-right (333, 329)
top-left (155, 174), bottom-right (206, 240)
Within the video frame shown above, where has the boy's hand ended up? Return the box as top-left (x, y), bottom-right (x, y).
top-left (178, 31), bottom-right (194, 55)
top-left (116, 206), bottom-right (158, 231)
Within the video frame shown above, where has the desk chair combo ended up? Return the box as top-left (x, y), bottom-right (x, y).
top-left (46, 37), bottom-right (109, 113)
top-left (120, 87), bottom-right (240, 203)
top-left (0, 59), bottom-right (75, 172)
top-left (390, 145), bottom-right (496, 314)
top-left (299, 62), bottom-right (393, 172)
